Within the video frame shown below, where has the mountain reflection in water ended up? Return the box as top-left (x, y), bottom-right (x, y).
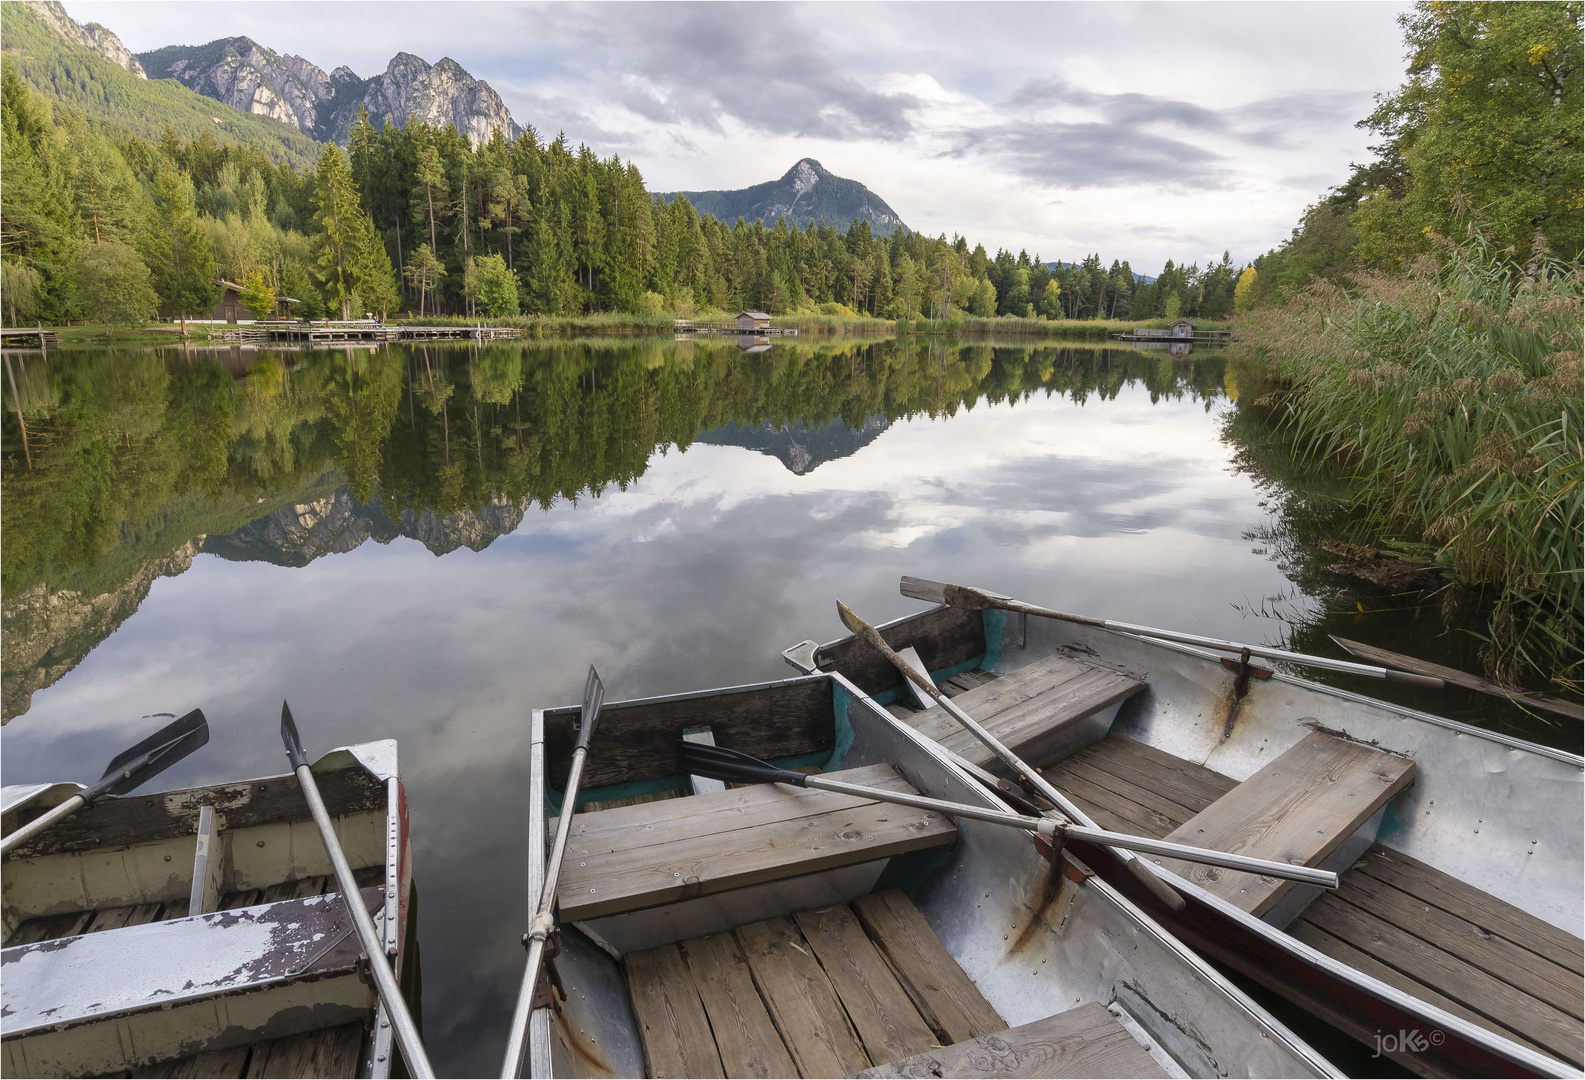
top-left (1, 338), bottom-right (1224, 720)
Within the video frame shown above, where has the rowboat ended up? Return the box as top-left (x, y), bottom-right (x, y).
top-left (507, 669), bottom-right (1342, 1078)
top-left (1, 740), bottom-right (415, 1079)
top-left (781, 576), bottom-right (1584, 1078)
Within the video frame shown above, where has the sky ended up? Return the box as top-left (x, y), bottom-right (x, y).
top-left (66, 1), bottom-right (1413, 271)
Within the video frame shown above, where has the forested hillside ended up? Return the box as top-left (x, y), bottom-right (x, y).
top-left (0, 1), bottom-right (323, 170)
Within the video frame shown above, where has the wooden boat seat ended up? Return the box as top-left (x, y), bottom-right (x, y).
top-left (901, 653), bottom-right (1145, 772)
top-left (624, 890), bottom-right (1010, 1079)
top-left (856, 1002), bottom-right (1167, 1079)
top-left (1154, 731), bottom-right (1417, 919)
top-left (555, 766), bottom-right (957, 923)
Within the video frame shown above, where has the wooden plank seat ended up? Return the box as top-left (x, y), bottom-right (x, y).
top-left (1153, 731), bottom-right (1417, 922)
top-left (555, 766), bottom-right (957, 923)
top-left (894, 653), bottom-right (1146, 773)
top-left (855, 1002), bottom-right (1167, 1079)
top-left (624, 890), bottom-right (1008, 1079)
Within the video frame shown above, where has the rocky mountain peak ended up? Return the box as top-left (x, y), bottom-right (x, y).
top-left (24, 1), bottom-right (145, 77)
top-left (136, 35), bottom-right (519, 147)
top-left (665, 159), bottom-right (908, 236)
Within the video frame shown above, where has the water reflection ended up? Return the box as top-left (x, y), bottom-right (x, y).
top-left (1, 338), bottom-right (1228, 720)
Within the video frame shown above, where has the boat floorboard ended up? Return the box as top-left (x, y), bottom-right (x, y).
top-left (4, 867), bottom-right (386, 948)
top-left (90, 1020), bottom-right (366, 1078)
top-left (1291, 846), bottom-right (1584, 1066)
top-left (623, 888), bottom-right (1160, 1078)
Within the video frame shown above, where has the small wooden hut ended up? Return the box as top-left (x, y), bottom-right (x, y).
top-left (1169, 318), bottom-right (1195, 338)
top-left (212, 280), bottom-right (245, 323)
top-left (736, 311), bottom-right (772, 331)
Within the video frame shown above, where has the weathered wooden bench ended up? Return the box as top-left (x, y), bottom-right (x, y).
top-left (1154, 730), bottom-right (1417, 926)
top-left (555, 767), bottom-right (958, 952)
top-left (901, 652), bottom-right (1145, 773)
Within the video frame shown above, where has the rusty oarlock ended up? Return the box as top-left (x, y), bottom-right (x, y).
top-left (1221, 647), bottom-right (1255, 741)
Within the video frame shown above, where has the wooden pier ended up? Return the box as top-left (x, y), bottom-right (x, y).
top-left (674, 319), bottom-right (800, 337)
top-left (0, 327), bottom-right (60, 348)
top-left (1112, 328), bottom-right (1233, 344)
top-left (211, 322), bottom-right (523, 345)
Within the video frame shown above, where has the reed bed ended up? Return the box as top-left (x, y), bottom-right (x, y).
top-left (1236, 237), bottom-right (1582, 691)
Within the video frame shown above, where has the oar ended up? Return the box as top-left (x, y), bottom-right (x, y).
top-left (280, 703), bottom-right (435, 1079)
top-left (681, 742), bottom-right (1338, 888)
top-left (926, 579), bottom-right (1444, 689)
top-left (2, 710), bottom-right (209, 854)
top-left (502, 666), bottom-right (605, 1080)
top-left (837, 601), bottom-right (1190, 912)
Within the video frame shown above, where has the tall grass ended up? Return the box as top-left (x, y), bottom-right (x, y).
top-left (1236, 236), bottom-right (1582, 691)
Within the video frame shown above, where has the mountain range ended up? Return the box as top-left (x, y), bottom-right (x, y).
top-left (137, 38), bottom-right (520, 146)
top-left (664, 159), bottom-right (909, 236)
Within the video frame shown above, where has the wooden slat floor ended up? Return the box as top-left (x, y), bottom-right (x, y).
top-left (624, 888), bottom-right (1159, 1078)
top-left (4, 866), bottom-right (386, 948)
top-left (1014, 725), bottom-right (1585, 1070)
top-left (90, 1021), bottom-right (366, 1078)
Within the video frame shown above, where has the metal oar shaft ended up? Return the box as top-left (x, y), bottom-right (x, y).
top-left (296, 763), bottom-right (434, 1078)
top-left (807, 775), bottom-right (1336, 888)
top-left (1062, 824), bottom-right (1337, 888)
top-left (984, 595), bottom-right (1442, 688)
top-left (501, 745), bottom-right (590, 1078)
top-left (1, 794), bottom-right (85, 854)
top-left (503, 665), bottom-right (605, 1079)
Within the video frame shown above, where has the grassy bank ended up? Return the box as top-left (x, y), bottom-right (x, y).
top-left (1233, 237), bottom-right (1582, 691)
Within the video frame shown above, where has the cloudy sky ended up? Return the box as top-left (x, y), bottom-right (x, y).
top-left (69, 1), bottom-right (1411, 270)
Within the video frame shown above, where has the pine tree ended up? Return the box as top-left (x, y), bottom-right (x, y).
top-left (310, 144), bottom-right (365, 320)
top-left (354, 213), bottom-right (400, 318)
top-left (143, 164), bottom-right (218, 333)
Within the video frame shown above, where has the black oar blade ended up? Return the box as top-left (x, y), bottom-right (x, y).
top-left (91, 709), bottom-right (209, 799)
top-left (280, 701), bottom-right (309, 770)
top-left (577, 666), bottom-right (605, 750)
top-left (677, 742), bottom-right (808, 788)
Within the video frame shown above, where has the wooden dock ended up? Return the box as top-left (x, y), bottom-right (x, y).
top-left (1112, 329), bottom-right (1233, 344)
top-left (210, 322), bottom-right (523, 345)
top-left (0, 327), bottom-right (60, 348)
top-left (674, 320), bottom-right (800, 337)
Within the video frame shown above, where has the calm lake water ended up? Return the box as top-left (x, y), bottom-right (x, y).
top-left (2, 336), bottom-right (1575, 1075)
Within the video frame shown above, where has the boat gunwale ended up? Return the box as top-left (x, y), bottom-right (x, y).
top-left (805, 608), bottom-right (1584, 769)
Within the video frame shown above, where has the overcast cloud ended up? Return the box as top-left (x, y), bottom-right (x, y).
top-left (67, 1), bottom-right (1411, 269)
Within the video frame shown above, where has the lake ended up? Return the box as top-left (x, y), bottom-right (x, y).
top-left (2, 336), bottom-right (1573, 1074)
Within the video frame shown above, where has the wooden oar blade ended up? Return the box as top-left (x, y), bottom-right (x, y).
top-left (676, 741), bottom-right (808, 787)
top-left (92, 709), bottom-right (209, 799)
top-left (941, 583), bottom-right (997, 610)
